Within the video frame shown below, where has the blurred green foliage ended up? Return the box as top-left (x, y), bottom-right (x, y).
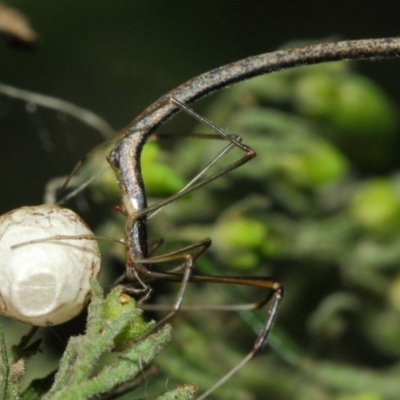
top-left (106, 58), bottom-right (399, 399)
top-left (80, 55), bottom-right (400, 399)
top-left (3, 42), bottom-right (400, 400)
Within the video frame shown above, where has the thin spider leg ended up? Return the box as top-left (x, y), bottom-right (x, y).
top-left (152, 132), bottom-right (223, 141)
top-left (137, 139), bottom-right (252, 218)
top-left (134, 238), bottom-right (211, 266)
top-left (146, 252), bottom-right (194, 328)
top-left (44, 175), bottom-right (83, 205)
top-left (108, 96), bottom-right (255, 223)
top-left (55, 167), bottom-right (109, 206)
top-left (11, 234), bottom-right (125, 249)
top-left (57, 152), bottom-right (104, 203)
top-left (148, 141), bottom-right (236, 219)
top-left (126, 238), bottom-right (211, 307)
top-left (147, 238), bottom-right (164, 255)
top-left (141, 282), bottom-right (275, 312)
top-left (115, 239), bottom-right (211, 351)
top-left (128, 238), bottom-right (211, 280)
top-left (53, 131), bottom-right (122, 205)
top-left (127, 237), bottom-right (211, 301)
top-left (111, 238), bottom-right (165, 289)
top-left (169, 98), bottom-right (247, 150)
top-left (194, 276), bottom-right (283, 400)
top-left (128, 270), bottom-right (283, 400)
top-left (131, 99), bottom-right (255, 220)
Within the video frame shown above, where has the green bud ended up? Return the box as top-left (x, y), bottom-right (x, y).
top-left (294, 70), bottom-right (338, 119)
top-left (331, 76), bottom-right (397, 136)
top-left (215, 217), bottom-right (268, 250)
top-left (349, 179), bottom-right (400, 232)
top-left (142, 142), bottom-right (186, 197)
top-left (142, 162), bottom-right (186, 197)
top-left (142, 141), bottom-right (161, 164)
top-left (278, 141), bottom-right (348, 188)
top-left (212, 217), bottom-right (271, 270)
top-left (103, 287), bottom-right (149, 347)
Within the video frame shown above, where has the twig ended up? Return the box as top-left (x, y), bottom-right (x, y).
top-left (126, 38), bottom-right (400, 139)
top-left (0, 82), bottom-right (114, 139)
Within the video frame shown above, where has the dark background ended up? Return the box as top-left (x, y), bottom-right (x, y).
top-left (1, 0), bottom-right (400, 214)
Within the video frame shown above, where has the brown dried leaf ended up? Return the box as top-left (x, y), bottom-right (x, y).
top-left (0, 3), bottom-right (37, 44)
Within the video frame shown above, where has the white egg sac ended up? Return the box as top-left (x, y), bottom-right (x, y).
top-left (0, 205), bottom-right (101, 326)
